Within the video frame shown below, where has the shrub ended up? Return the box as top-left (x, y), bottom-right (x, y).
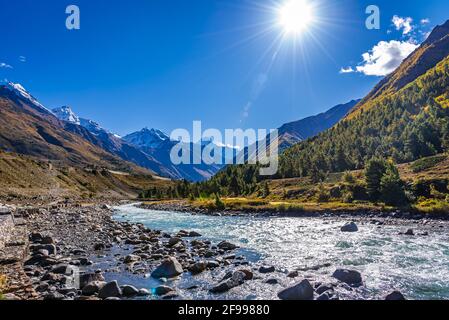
top-left (416, 199), bottom-right (449, 215)
top-left (365, 158), bottom-right (388, 201)
top-left (342, 171), bottom-right (356, 184)
top-left (214, 194), bottom-right (225, 210)
top-left (317, 184), bottom-right (330, 203)
top-left (380, 163), bottom-right (407, 206)
top-left (342, 190), bottom-right (354, 203)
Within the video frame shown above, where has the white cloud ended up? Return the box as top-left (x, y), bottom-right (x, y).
top-left (421, 18), bottom-right (430, 25)
top-left (341, 40), bottom-right (419, 77)
top-left (355, 40), bottom-right (418, 76)
top-left (0, 62), bottom-right (13, 69)
top-left (19, 56), bottom-right (26, 63)
top-left (339, 67), bottom-right (355, 74)
top-left (392, 15), bottom-right (414, 35)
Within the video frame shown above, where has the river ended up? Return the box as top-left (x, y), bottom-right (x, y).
top-left (105, 204), bottom-right (449, 300)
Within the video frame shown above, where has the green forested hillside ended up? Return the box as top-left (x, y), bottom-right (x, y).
top-left (198, 54), bottom-right (449, 196)
top-left (278, 54), bottom-right (449, 178)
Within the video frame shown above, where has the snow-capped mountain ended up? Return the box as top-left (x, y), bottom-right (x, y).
top-left (52, 106), bottom-right (80, 125)
top-left (123, 129), bottom-right (228, 181)
top-left (3, 81), bottom-right (54, 115)
top-left (123, 128), bottom-right (170, 149)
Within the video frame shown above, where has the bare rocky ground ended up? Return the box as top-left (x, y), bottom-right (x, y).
top-left (1, 201), bottom-right (261, 300)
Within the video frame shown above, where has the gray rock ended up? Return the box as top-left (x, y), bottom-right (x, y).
top-left (278, 279), bottom-right (314, 300)
top-left (98, 281), bottom-right (122, 299)
top-left (44, 292), bottom-right (65, 300)
top-left (94, 243), bottom-right (106, 251)
top-left (265, 278), bottom-right (279, 285)
top-left (341, 222), bottom-right (358, 232)
top-left (82, 281), bottom-right (106, 296)
top-left (189, 231), bottom-right (202, 237)
top-left (41, 235), bottom-right (55, 244)
top-left (122, 285), bottom-right (139, 297)
top-left (50, 264), bottom-right (77, 276)
top-left (168, 237), bottom-right (182, 247)
top-left (217, 241), bottom-right (238, 251)
top-left (80, 273), bottom-right (105, 289)
top-left (210, 271), bottom-right (246, 293)
top-left (154, 285), bottom-right (175, 296)
top-left (385, 291), bottom-right (406, 300)
top-left (316, 284), bottom-right (333, 295)
top-left (238, 269), bottom-right (254, 280)
top-left (151, 257), bottom-right (184, 279)
top-left (189, 261), bottom-right (208, 275)
top-left (259, 265), bottom-right (275, 274)
top-left (138, 288), bottom-right (151, 296)
top-left (287, 271), bottom-right (299, 278)
top-left (332, 269), bottom-right (363, 286)
top-left (404, 229), bottom-right (414, 236)
top-left (207, 261), bottom-right (220, 269)
top-left (316, 292), bottom-right (331, 300)
top-left (124, 254), bottom-right (141, 264)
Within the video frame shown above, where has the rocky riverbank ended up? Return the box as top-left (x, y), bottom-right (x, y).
top-left (1, 201), bottom-right (447, 300)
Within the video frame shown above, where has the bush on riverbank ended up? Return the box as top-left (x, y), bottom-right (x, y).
top-left (415, 199), bottom-right (449, 215)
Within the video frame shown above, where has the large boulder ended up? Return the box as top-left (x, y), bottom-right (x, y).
top-left (121, 285), bottom-right (140, 297)
top-left (259, 265), bottom-right (275, 274)
top-left (80, 273), bottom-right (105, 289)
top-left (82, 281), bottom-right (106, 296)
top-left (332, 269), bottom-right (363, 286)
top-left (385, 291), bottom-right (406, 300)
top-left (189, 261), bottom-right (208, 275)
top-left (151, 257), bottom-right (184, 279)
top-left (124, 255), bottom-right (141, 264)
top-left (154, 286), bottom-right (175, 296)
top-left (98, 281), bottom-right (122, 299)
top-left (210, 271), bottom-right (246, 293)
top-left (278, 279), bottom-right (314, 300)
top-left (168, 237), bottom-right (183, 247)
top-left (217, 241), bottom-right (238, 251)
top-left (341, 222), bottom-right (358, 232)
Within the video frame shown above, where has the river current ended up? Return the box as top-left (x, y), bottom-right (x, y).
top-left (105, 204), bottom-right (449, 300)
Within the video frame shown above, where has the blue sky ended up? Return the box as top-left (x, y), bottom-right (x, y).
top-left (0, 0), bottom-right (448, 136)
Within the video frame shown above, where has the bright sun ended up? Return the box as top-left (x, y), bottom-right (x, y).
top-left (278, 0), bottom-right (314, 35)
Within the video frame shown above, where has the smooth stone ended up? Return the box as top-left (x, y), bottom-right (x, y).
top-left (316, 284), bottom-right (333, 295)
top-left (151, 257), bottom-right (184, 279)
top-left (341, 222), bottom-right (358, 232)
top-left (385, 291), bottom-right (406, 300)
top-left (332, 269), bottom-right (363, 287)
top-left (277, 279), bottom-right (314, 300)
top-left (124, 254), bottom-right (141, 264)
top-left (80, 273), bottom-right (105, 289)
top-left (259, 266), bottom-right (275, 274)
top-left (210, 271), bottom-right (246, 293)
top-left (98, 281), bottom-right (122, 299)
top-left (154, 286), bottom-right (175, 296)
top-left (122, 285), bottom-right (139, 297)
top-left (265, 278), bottom-right (279, 285)
top-left (217, 241), bottom-right (238, 251)
top-left (82, 281), bottom-right (106, 296)
top-left (189, 261), bottom-right (208, 275)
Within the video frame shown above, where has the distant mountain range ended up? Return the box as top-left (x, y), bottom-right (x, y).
top-left (0, 80), bottom-right (359, 182)
top-left (51, 106), bottom-right (229, 182)
top-left (276, 99), bottom-right (360, 151)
